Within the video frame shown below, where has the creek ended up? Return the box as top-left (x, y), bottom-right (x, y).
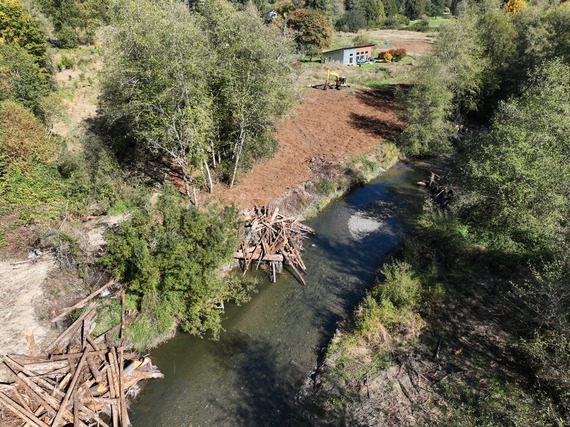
top-left (130, 162), bottom-right (426, 426)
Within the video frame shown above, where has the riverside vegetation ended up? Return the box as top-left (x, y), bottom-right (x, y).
top-left (2, 0), bottom-right (569, 424)
top-left (1, 0), bottom-right (293, 350)
top-left (0, 0), bottom-right (424, 352)
top-left (299, 0), bottom-right (570, 425)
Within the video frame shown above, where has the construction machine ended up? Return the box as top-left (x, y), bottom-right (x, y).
top-left (325, 71), bottom-right (348, 90)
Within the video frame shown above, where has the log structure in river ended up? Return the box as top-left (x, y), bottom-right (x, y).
top-left (234, 206), bottom-right (315, 285)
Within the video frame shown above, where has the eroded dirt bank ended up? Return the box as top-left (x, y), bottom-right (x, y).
top-left (210, 87), bottom-right (403, 210)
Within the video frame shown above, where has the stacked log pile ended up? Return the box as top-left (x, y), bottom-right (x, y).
top-left (234, 206), bottom-right (315, 285)
top-left (0, 308), bottom-right (163, 427)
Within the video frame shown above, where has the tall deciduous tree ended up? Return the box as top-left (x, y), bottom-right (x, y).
top-left (288, 8), bottom-right (331, 55)
top-left (202, 0), bottom-right (292, 187)
top-left (101, 0), bottom-right (212, 202)
top-left (434, 10), bottom-right (489, 114)
top-left (461, 60), bottom-right (570, 253)
top-left (398, 55), bottom-right (454, 155)
top-left (0, 0), bottom-right (46, 61)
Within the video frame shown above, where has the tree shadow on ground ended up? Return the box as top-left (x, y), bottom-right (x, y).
top-left (355, 85), bottom-right (409, 111)
top-left (349, 112), bottom-right (403, 138)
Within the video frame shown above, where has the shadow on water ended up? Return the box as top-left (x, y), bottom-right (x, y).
top-left (129, 162), bottom-right (427, 427)
top-left (207, 332), bottom-right (300, 426)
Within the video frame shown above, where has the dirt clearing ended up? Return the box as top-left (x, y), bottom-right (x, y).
top-left (0, 257), bottom-right (57, 379)
top-left (211, 87), bottom-right (403, 208)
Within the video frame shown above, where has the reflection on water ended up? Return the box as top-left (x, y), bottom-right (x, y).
top-left (130, 163), bottom-right (425, 426)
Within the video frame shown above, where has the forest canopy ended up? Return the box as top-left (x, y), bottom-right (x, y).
top-left (394, 0), bottom-right (570, 421)
top-left (100, 0), bottom-right (293, 200)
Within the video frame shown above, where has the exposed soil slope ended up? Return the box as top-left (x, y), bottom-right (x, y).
top-left (211, 87), bottom-right (403, 208)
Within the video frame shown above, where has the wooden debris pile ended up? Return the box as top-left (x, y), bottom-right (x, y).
top-left (0, 308), bottom-right (163, 427)
top-left (234, 206), bottom-right (315, 285)
top-left (417, 172), bottom-right (454, 207)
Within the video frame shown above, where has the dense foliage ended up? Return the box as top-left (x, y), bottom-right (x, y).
top-left (36, 0), bottom-right (109, 46)
top-left (101, 0), bottom-right (292, 196)
top-left (0, 43), bottom-right (50, 113)
top-left (103, 185), bottom-right (254, 342)
top-left (394, 0), bottom-right (570, 421)
top-left (288, 8), bottom-right (332, 56)
top-left (0, 99), bottom-right (56, 171)
top-left (0, 0), bottom-right (46, 60)
top-left (461, 60), bottom-right (570, 255)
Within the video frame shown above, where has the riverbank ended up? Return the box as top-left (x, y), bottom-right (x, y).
top-left (0, 84), bottom-right (405, 381)
top-left (129, 162), bottom-right (428, 426)
top-left (294, 202), bottom-right (558, 426)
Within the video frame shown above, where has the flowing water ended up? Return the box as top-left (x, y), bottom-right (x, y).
top-left (130, 162), bottom-right (426, 426)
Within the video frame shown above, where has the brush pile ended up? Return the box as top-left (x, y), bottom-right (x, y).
top-left (417, 172), bottom-right (454, 207)
top-left (234, 206), bottom-right (315, 284)
top-left (0, 308), bottom-right (163, 427)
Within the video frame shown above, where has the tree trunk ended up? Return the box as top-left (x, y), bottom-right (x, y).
top-left (204, 159), bottom-right (213, 193)
top-left (182, 174), bottom-right (191, 198)
top-left (230, 126), bottom-right (245, 188)
top-left (192, 183), bottom-right (198, 206)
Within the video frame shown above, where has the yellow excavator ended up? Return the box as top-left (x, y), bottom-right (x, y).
top-left (325, 71), bottom-right (348, 90)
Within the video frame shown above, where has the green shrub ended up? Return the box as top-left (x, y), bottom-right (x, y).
top-left (380, 14), bottom-right (410, 28)
top-left (408, 16), bottom-right (430, 32)
top-left (103, 184), bottom-right (250, 342)
top-left (58, 54), bottom-right (75, 69)
top-left (56, 25), bottom-right (79, 49)
top-left (0, 100), bottom-right (58, 172)
top-left (126, 290), bottom-right (176, 351)
top-left (375, 261), bottom-right (421, 309)
top-left (0, 44), bottom-right (51, 113)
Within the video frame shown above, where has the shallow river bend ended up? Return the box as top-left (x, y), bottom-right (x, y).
top-left (130, 162), bottom-right (426, 426)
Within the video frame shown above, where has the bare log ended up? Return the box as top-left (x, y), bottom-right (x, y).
top-left (233, 252), bottom-right (284, 262)
top-left (25, 331), bottom-right (38, 359)
top-left (45, 309), bottom-right (97, 354)
top-left (51, 281), bottom-right (115, 323)
top-left (22, 360), bottom-right (69, 374)
top-left (51, 348), bottom-right (88, 427)
top-left (0, 391), bottom-right (50, 427)
top-left (118, 347), bottom-right (131, 427)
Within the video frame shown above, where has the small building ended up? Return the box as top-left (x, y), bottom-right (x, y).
top-left (322, 45), bottom-right (375, 66)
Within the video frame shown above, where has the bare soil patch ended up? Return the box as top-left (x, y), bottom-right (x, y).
top-left (0, 257), bottom-right (58, 379)
top-left (209, 86), bottom-right (403, 209)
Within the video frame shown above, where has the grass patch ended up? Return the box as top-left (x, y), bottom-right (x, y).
top-left (303, 142), bottom-right (400, 218)
top-left (428, 16), bottom-right (451, 27)
top-left (343, 143), bottom-right (400, 181)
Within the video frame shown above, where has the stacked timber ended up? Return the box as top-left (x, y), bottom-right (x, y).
top-left (234, 206), bottom-right (315, 285)
top-left (0, 308), bottom-right (163, 427)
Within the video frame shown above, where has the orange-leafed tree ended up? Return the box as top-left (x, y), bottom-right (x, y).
top-left (505, 0), bottom-right (527, 16)
top-left (0, 100), bottom-right (57, 173)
